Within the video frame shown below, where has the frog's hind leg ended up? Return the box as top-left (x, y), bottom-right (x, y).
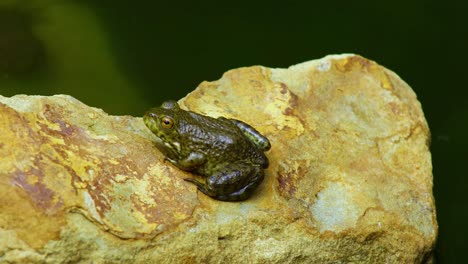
top-left (215, 172), bottom-right (264, 201)
top-left (226, 118), bottom-right (271, 151)
top-left (184, 163), bottom-right (264, 201)
top-left (183, 177), bottom-right (213, 196)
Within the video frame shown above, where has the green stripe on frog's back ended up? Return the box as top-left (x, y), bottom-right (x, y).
top-left (226, 118), bottom-right (271, 151)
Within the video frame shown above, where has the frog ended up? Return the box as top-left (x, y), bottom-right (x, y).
top-left (143, 100), bottom-right (271, 201)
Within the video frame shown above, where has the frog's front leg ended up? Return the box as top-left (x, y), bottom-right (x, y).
top-left (184, 162), bottom-right (264, 201)
top-left (168, 152), bottom-right (205, 171)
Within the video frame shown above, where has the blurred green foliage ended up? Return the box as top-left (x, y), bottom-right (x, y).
top-left (0, 0), bottom-right (467, 262)
top-left (0, 0), bottom-right (146, 114)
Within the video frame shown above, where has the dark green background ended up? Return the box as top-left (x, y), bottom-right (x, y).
top-left (1, 1), bottom-right (466, 262)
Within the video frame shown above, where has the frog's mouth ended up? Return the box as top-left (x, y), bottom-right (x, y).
top-left (143, 114), bottom-right (181, 158)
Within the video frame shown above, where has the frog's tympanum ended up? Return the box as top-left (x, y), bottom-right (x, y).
top-left (143, 101), bottom-right (271, 201)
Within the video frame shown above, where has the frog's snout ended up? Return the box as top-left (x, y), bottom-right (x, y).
top-left (143, 112), bottom-right (157, 131)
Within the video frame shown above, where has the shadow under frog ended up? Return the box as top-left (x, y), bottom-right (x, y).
top-left (143, 101), bottom-right (270, 201)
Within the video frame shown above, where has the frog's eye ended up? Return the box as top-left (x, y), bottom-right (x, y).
top-left (161, 116), bottom-right (174, 129)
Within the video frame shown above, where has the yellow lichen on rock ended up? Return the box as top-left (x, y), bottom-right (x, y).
top-left (0, 55), bottom-right (436, 263)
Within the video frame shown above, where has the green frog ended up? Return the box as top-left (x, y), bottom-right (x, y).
top-left (143, 101), bottom-right (271, 201)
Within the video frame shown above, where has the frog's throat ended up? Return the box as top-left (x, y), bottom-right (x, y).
top-left (154, 134), bottom-right (181, 153)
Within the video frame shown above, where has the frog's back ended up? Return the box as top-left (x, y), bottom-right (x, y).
top-left (180, 112), bottom-right (268, 167)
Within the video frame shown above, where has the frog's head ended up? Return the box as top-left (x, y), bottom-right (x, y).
top-left (143, 101), bottom-right (185, 158)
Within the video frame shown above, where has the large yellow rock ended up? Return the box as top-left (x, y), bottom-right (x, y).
top-left (0, 54), bottom-right (436, 263)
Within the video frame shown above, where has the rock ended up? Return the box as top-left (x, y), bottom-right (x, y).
top-left (0, 54), bottom-right (436, 263)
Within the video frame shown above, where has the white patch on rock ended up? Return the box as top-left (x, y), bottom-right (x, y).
top-left (316, 60), bottom-right (331, 72)
top-left (83, 191), bottom-right (103, 224)
top-left (310, 181), bottom-right (362, 232)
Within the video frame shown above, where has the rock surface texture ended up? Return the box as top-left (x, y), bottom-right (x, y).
top-left (0, 54), bottom-right (436, 263)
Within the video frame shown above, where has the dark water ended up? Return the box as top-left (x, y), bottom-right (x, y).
top-left (0, 1), bottom-right (467, 262)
